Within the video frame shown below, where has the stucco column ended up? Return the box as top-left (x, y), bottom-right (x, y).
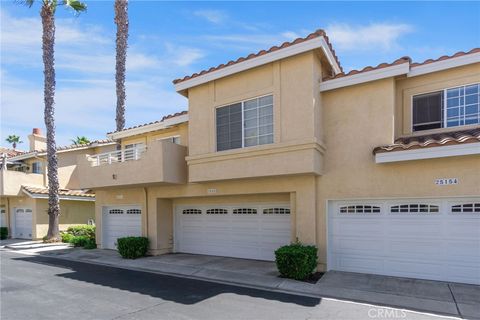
top-left (155, 198), bottom-right (173, 255)
top-left (293, 176), bottom-right (317, 245)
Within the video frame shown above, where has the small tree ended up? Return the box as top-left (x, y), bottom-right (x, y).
top-left (71, 136), bottom-right (91, 145)
top-left (5, 135), bottom-right (23, 149)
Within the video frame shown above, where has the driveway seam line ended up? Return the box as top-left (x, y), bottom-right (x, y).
top-left (447, 283), bottom-right (463, 318)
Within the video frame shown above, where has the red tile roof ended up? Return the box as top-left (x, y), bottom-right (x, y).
top-left (23, 185), bottom-right (95, 198)
top-left (108, 110), bottom-right (188, 134)
top-left (411, 47), bottom-right (480, 67)
top-left (11, 139), bottom-right (114, 159)
top-left (324, 48), bottom-right (479, 81)
top-left (373, 128), bottom-right (480, 154)
top-left (0, 147), bottom-right (25, 158)
top-left (172, 29), bottom-right (342, 85)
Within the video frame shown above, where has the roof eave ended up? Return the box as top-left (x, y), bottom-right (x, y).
top-left (174, 36), bottom-right (340, 93)
top-left (107, 114), bottom-right (189, 140)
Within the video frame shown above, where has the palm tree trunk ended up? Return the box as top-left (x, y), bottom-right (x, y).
top-left (41, 3), bottom-right (60, 241)
top-left (114, 0), bottom-right (128, 132)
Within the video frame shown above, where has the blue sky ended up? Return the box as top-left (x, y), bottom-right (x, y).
top-left (1, 1), bottom-right (479, 148)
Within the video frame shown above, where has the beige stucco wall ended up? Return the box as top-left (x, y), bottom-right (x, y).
top-left (90, 53), bottom-right (479, 271)
top-left (318, 75), bottom-right (480, 266)
top-left (186, 51), bottom-right (326, 181)
top-left (93, 175), bottom-right (316, 255)
top-left (121, 122), bottom-right (188, 148)
top-left (4, 196), bottom-right (94, 239)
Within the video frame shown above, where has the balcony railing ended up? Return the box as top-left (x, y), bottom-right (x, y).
top-left (88, 146), bottom-right (146, 167)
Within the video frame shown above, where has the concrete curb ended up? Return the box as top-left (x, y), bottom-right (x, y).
top-left (4, 249), bottom-right (463, 319)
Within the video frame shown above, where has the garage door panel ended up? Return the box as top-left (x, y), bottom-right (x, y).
top-left (103, 206), bottom-right (142, 250)
top-left (446, 221), bottom-right (480, 237)
top-left (331, 220), bottom-right (381, 235)
top-left (329, 198), bottom-right (480, 285)
top-left (336, 255), bottom-right (385, 273)
top-left (176, 203), bottom-right (290, 261)
top-left (333, 237), bottom-right (384, 254)
top-left (388, 240), bottom-right (443, 258)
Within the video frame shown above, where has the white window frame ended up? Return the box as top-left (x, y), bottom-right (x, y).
top-left (31, 161), bottom-right (42, 174)
top-left (215, 94), bottom-right (274, 151)
top-left (412, 82), bottom-right (479, 131)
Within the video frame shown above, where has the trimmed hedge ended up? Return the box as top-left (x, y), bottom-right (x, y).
top-left (117, 237), bottom-right (149, 259)
top-left (274, 242), bottom-right (318, 280)
top-left (66, 225), bottom-right (95, 239)
top-left (71, 235), bottom-right (90, 247)
top-left (0, 227), bottom-right (8, 240)
top-left (61, 225), bottom-right (96, 249)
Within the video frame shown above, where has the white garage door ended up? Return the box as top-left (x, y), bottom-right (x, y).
top-left (175, 203), bottom-right (291, 261)
top-left (328, 198), bottom-right (480, 285)
top-left (102, 205), bottom-right (142, 250)
top-left (14, 208), bottom-right (33, 239)
top-left (0, 208), bottom-right (6, 227)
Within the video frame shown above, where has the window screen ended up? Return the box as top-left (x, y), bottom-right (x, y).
top-left (216, 103), bottom-right (242, 151)
top-left (412, 92), bottom-right (443, 131)
top-left (32, 162), bottom-right (42, 174)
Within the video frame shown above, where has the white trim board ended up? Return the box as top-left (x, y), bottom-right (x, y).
top-left (407, 52), bottom-right (480, 77)
top-left (174, 36), bottom-right (341, 94)
top-left (320, 63), bottom-right (410, 91)
top-left (22, 189), bottom-right (95, 202)
top-left (375, 142), bottom-right (480, 163)
top-left (319, 52), bottom-right (479, 92)
top-left (107, 114), bottom-right (189, 140)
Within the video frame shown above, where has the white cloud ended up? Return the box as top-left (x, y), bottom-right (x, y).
top-left (194, 9), bottom-right (228, 24)
top-left (326, 22), bottom-right (414, 51)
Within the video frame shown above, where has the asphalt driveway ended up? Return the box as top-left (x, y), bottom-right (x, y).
top-left (0, 251), bottom-right (458, 320)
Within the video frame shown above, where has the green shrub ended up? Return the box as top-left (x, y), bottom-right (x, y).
top-left (66, 225), bottom-right (95, 239)
top-left (83, 238), bottom-right (97, 249)
top-left (275, 242), bottom-right (318, 280)
top-left (0, 227), bottom-right (8, 240)
top-left (71, 235), bottom-right (90, 247)
top-left (61, 232), bottom-right (74, 243)
top-left (117, 237), bottom-right (149, 259)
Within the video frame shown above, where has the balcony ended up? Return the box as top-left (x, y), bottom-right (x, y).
top-left (77, 140), bottom-right (187, 189)
top-left (186, 140), bottom-right (324, 182)
top-left (0, 170), bottom-right (44, 196)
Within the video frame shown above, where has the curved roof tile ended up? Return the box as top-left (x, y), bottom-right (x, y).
top-left (172, 29), bottom-right (342, 85)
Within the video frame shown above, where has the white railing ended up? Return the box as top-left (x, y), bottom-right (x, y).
top-left (88, 146), bottom-right (147, 167)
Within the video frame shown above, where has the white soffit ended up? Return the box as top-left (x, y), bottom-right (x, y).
top-left (174, 36), bottom-right (341, 93)
top-left (375, 142), bottom-right (480, 163)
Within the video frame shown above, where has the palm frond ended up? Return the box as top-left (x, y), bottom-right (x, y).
top-left (63, 0), bottom-right (87, 12)
top-left (15, 0), bottom-right (35, 8)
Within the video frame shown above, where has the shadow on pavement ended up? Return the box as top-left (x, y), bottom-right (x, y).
top-left (13, 255), bottom-right (321, 307)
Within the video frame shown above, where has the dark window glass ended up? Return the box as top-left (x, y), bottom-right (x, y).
top-left (216, 103), bottom-right (242, 151)
top-left (412, 92), bottom-right (443, 131)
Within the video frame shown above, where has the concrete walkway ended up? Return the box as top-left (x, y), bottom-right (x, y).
top-left (2, 242), bottom-right (479, 319)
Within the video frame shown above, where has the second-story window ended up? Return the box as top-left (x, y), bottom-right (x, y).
top-left (216, 95), bottom-right (274, 151)
top-left (413, 83), bottom-right (479, 132)
top-left (31, 162), bottom-right (42, 174)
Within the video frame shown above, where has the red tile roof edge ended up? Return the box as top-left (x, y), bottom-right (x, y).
top-left (107, 110), bottom-right (188, 134)
top-left (23, 185), bottom-right (95, 198)
top-left (373, 128), bottom-right (480, 154)
top-left (324, 47), bottom-right (479, 82)
top-left (172, 29), bottom-right (342, 85)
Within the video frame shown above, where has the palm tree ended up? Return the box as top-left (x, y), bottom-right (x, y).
top-left (5, 135), bottom-right (23, 150)
top-left (22, 0), bottom-right (87, 242)
top-left (71, 136), bottom-right (91, 145)
top-left (114, 0), bottom-right (128, 132)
